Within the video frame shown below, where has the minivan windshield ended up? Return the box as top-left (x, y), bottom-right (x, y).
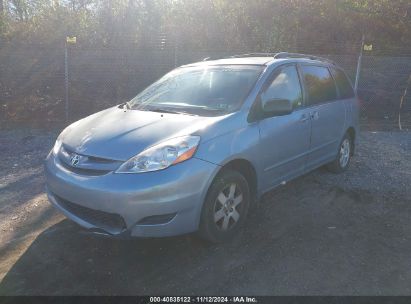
top-left (129, 65), bottom-right (264, 116)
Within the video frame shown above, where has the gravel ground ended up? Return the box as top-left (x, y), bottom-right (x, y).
top-left (0, 128), bottom-right (410, 295)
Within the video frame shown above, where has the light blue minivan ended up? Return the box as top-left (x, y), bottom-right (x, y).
top-left (45, 53), bottom-right (359, 242)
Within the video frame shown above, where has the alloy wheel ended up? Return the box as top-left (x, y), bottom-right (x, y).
top-left (339, 138), bottom-right (350, 168)
top-left (213, 183), bottom-right (243, 231)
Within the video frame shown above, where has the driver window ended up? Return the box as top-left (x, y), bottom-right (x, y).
top-left (261, 65), bottom-right (303, 108)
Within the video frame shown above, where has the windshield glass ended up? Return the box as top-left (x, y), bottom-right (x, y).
top-left (129, 65), bottom-right (264, 116)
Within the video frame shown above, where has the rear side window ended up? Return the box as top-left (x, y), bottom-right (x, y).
top-left (301, 65), bottom-right (337, 106)
top-left (331, 68), bottom-right (355, 99)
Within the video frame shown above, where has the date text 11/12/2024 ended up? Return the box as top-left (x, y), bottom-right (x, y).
top-left (149, 296), bottom-right (258, 303)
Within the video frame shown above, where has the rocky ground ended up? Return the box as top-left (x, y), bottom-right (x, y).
top-left (0, 128), bottom-right (410, 295)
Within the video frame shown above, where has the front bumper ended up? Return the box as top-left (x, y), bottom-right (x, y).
top-left (45, 152), bottom-right (219, 237)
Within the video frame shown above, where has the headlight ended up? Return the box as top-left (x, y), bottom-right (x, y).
top-left (52, 137), bottom-right (62, 155)
top-left (116, 135), bottom-right (200, 173)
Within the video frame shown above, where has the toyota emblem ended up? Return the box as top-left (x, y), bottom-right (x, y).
top-left (70, 154), bottom-right (81, 166)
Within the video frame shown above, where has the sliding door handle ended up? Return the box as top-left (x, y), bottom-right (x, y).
top-left (310, 111), bottom-right (320, 120)
top-left (300, 114), bottom-right (309, 122)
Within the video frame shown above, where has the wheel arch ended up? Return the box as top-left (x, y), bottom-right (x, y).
top-left (346, 126), bottom-right (356, 155)
top-left (216, 158), bottom-right (258, 205)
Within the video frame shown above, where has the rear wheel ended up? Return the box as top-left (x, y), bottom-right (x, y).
top-left (199, 170), bottom-right (250, 243)
top-left (327, 133), bottom-right (352, 173)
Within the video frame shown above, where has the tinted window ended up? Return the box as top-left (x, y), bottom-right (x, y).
top-left (261, 65), bottom-right (302, 108)
top-left (332, 68), bottom-right (355, 99)
top-left (301, 65), bottom-right (337, 105)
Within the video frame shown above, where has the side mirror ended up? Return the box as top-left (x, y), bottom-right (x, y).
top-left (261, 98), bottom-right (293, 116)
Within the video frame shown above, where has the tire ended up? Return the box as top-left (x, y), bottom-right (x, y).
top-left (199, 170), bottom-right (250, 243)
top-left (327, 133), bottom-right (353, 173)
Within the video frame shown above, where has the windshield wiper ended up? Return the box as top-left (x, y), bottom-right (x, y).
top-left (145, 107), bottom-right (197, 116)
top-left (119, 102), bottom-right (131, 110)
top-left (148, 108), bottom-right (180, 114)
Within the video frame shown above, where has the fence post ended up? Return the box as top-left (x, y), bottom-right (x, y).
top-left (354, 34), bottom-right (365, 93)
top-left (64, 41), bottom-right (69, 123)
top-left (174, 32), bottom-right (179, 68)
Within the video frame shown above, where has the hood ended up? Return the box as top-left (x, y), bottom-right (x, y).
top-left (61, 106), bottom-right (223, 161)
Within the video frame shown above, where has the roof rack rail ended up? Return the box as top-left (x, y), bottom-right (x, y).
top-left (203, 56), bottom-right (219, 61)
top-left (202, 52), bottom-right (335, 64)
top-left (229, 53), bottom-right (277, 58)
top-left (273, 52), bottom-right (335, 64)
top-left (203, 53), bottom-right (275, 61)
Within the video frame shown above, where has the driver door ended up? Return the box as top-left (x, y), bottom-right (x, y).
top-left (256, 64), bottom-right (312, 191)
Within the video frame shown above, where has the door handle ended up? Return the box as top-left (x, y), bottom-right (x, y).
top-left (300, 114), bottom-right (309, 122)
top-left (310, 111), bottom-right (319, 120)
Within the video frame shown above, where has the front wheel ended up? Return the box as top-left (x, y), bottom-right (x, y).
top-left (327, 133), bottom-right (352, 173)
top-left (199, 170), bottom-right (250, 243)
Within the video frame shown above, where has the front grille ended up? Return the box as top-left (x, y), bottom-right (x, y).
top-left (58, 145), bottom-right (122, 176)
top-left (59, 161), bottom-right (111, 176)
top-left (55, 195), bottom-right (126, 233)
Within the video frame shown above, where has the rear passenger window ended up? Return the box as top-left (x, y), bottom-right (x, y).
top-left (301, 65), bottom-right (337, 106)
top-left (332, 68), bottom-right (355, 99)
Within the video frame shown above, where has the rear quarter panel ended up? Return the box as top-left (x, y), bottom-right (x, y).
top-left (345, 96), bottom-right (360, 150)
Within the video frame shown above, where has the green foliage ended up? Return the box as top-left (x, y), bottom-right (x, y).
top-left (0, 0), bottom-right (410, 51)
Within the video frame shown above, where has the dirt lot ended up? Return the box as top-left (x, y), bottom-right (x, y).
top-left (0, 128), bottom-right (410, 295)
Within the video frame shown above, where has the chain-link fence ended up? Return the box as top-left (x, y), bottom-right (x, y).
top-left (1, 40), bottom-right (410, 130)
